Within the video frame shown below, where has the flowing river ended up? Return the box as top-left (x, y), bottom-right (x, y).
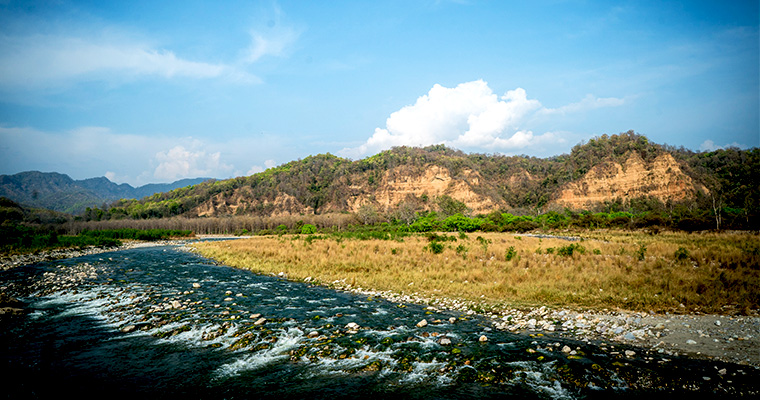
top-left (2, 242), bottom-right (758, 399)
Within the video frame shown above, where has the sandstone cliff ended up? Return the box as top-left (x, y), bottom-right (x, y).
top-left (551, 152), bottom-right (707, 209)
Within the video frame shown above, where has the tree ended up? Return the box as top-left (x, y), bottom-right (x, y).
top-left (436, 195), bottom-right (468, 218)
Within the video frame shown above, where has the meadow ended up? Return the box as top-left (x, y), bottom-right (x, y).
top-left (193, 230), bottom-right (760, 315)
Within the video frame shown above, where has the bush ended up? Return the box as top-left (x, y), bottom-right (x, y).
top-left (674, 247), bottom-right (690, 261)
top-left (425, 241), bottom-right (445, 254)
top-left (556, 243), bottom-right (586, 257)
top-left (505, 246), bottom-right (517, 261)
top-left (301, 224), bottom-right (317, 234)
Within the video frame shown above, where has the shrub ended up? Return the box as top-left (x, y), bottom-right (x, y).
top-left (636, 243), bottom-right (647, 261)
top-left (505, 246), bottom-right (517, 261)
top-left (301, 224), bottom-right (317, 234)
top-left (425, 241), bottom-right (445, 254)
top-left (556, 243), bottom-right (586, 257)
top-left (674, 247), bottom-right (690, 261)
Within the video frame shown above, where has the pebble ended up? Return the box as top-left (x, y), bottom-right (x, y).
top-left (416, 319), bottom-right (428, 328)
top-left (254, 317), bottom-right (267, 325)
top-left (439, 337), bottom-right (452, 346)
top-left (479, 335), bottom-right (488, 342)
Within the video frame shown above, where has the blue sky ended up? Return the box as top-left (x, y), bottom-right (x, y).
top-left (0, 0), bottom-right (757, 186)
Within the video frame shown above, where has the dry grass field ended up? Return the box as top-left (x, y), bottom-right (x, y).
top-left (193, 230), bottom-right (760, 315)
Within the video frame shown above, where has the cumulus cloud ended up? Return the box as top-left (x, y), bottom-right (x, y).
top-left (340, 80), bottom-right (591, 158)
top-left (153, 145), bottom-right (233, 181)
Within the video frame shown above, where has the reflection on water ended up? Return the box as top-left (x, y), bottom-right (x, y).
top-left (1, 244), bottom-right (757, 399)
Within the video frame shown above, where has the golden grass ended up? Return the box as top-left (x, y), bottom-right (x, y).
top-left (192, 231), bottom-right (760, 315)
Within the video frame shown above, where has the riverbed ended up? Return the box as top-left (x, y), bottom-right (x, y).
top-left (1, 243), bottom-right (758, 398)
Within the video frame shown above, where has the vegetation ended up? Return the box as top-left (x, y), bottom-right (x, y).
top-left (0, 197), bottom-right (195, 254)
top-left (70, 131), bottom-right (757, 232)
top-left (194, 230), bottom-right (760, 315)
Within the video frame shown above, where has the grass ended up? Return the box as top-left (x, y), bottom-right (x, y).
top-left (192, 230), bottom-right (760, 315)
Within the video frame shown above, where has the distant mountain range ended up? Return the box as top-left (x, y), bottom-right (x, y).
top-left (0, 171), bottom-right (209, 214)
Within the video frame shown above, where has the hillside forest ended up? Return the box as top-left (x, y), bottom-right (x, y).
top-left (1, 131), bottom-right (758, 253)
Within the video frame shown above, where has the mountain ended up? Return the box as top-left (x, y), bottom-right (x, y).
top-left (0, 172), bottom-right (210, 215)
top-left (100, 131), bottom-right (758, 228)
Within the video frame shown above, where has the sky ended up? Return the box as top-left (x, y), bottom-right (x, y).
top-left (0, 0), bottom-right (757, 186)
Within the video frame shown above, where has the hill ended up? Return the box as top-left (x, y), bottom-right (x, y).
top-left (96, 131), bottom-right (757, 230)
top-left (0, 172), bottom-right (209, 215)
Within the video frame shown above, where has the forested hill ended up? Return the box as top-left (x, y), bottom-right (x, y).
top-left (0, 172), bottom-right (209, 214)
top-left (97, 131), bottom-right (758, 229)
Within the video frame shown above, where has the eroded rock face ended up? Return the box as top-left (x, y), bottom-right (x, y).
top-left (551, 152), bottom-right (707, 210)
top-left (347, 165), bottom-right (503, 215)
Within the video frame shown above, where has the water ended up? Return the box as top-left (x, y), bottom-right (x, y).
top-left (2, 244), bottom-right (757, 399)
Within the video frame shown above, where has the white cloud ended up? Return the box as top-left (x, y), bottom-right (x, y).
top-left (244, 28), bottom-right (300, 64)
top-left (699, 139), bottom-right (747, 152)
top-left (340, 80), bottom-right (603, 158)
top-left (0, 33), bottom-right (262, 88)
top-left (153, 145), bottom-right (233, 181)
top-left (541, 94), bottom-right (626, 115)
top-left (246, 159), bottom-right (277, 176)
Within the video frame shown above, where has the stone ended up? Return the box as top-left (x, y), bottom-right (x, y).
top-left (562, 345), bottom-right (572, 353)
top-left (718, 368), bottom-right (727, 375)
top-left (686, 339), bottom-right (697, 345)
top-left (121, 324), bottom-right (137, 333)
top-left (449, 317), bottom-right (457, 324)
top-left (623, 332), bottom-right (636, 341)
top-left (439, 337), bottom-right (452, 345)
top-left (192, 283), bottom-right (201, 288)
top-left (479, 335), bottom-right (488, 342)
top-left (224, 297), bottom-right (233, 302)
top-left (254, 317), bottom-right (267, 325)
top-left (251, 313), bottom-right (261, 319)
top-left (225, 290), bottom-right (233, 295)
top-left (346, 322), bottom-right (360, 330)
top-left (416, 319), bottom-right (428, 328)
top-left (308, 331), bottom-right (319, 338)
top-left (715, 320), bottom-right (722, 326)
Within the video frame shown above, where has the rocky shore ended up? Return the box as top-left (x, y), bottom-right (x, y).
top-left (314, 278), bottom-right (760, 368)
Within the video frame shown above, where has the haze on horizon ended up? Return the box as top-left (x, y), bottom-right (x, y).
top-left (0, 0), bottom-right (757, 186)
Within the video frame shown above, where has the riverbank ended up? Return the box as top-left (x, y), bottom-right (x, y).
top-left (189, 231), bottom-right (760, 368)
top-left (325, 282), bottom-right (760, 368)
top-left (0, 239), bottom-right (194, 271)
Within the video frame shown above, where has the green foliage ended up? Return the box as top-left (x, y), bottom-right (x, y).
top-left (436, 195), bottom-right (468, 217)
top-left (476, 236), bottom-right (492, 255)
top-left (455, 244), bottom-right (469, 258)
top-left (556, 243), bottom-right (586, 257)
top-left (674, 247), bottom-right (690, 261)
top-left (301, 224), bottom-right (318, 234)
top-left (636, 243), bottom-right (647, 261)
top-left (409, 214), bottom-right (439, 232)
top-left (79, 228), bottom-right (193, 241)
top-left (505, 246), bottom-right (517, 261)
top-left (441, 214), bottom-right (483, 232)
top-left (424, 241), bottom-right (445, 254)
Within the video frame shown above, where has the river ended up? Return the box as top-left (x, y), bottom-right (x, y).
top-left (1, 242), bottom-right (757, 399)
